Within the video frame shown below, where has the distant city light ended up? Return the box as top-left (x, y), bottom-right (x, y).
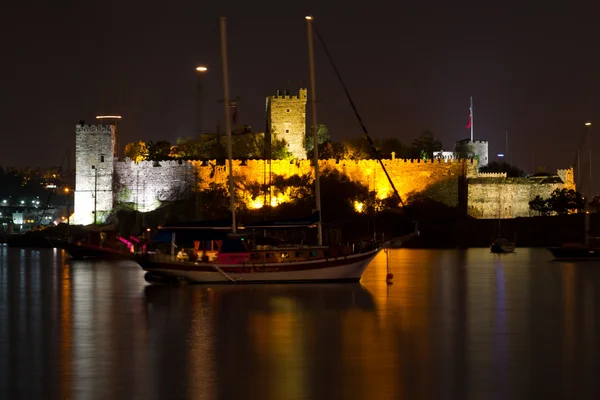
top-left (498, 153), bottom-right (505, 157)
top-left (585, 122), bottom-right (592, 126)
top-left (196, 66), bottom-right (207, 72)
top-left (305, 15), bottom-right (313, 20)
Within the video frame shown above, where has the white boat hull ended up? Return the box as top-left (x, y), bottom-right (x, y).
top-left (138, 249), bottom-right (380, 284)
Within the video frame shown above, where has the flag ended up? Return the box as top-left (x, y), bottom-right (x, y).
top-left (466, 108), bottom-right (472, 129)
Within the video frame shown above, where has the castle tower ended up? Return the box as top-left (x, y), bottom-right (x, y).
top-left (266, 88), bottom-right (307, 159)
top-left (455, 139), bottom-right (489, 168)
top-left (74, 123), bottom-right (116, 225)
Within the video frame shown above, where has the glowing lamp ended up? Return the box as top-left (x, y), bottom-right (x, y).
top-left (196, 66), bottom-right (208, 72)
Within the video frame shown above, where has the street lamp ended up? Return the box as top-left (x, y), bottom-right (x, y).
top-left (65, 187), bottom-right (70, 234)
top-left (91, 165), bottom-right (98, 226)
top-left (196, 66), bottom-right (208, 135)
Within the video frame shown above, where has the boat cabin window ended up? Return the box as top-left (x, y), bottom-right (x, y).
top-left (295, 251), bottom-right (303, 258)
top-left (309, 251), bottom-right (318, 257)
top-left (266, 253), bottom-right (275, 260)
top-left (280, 252), bottom-right (289, 259)
top-left (250, 253), bottom-right (260, 261)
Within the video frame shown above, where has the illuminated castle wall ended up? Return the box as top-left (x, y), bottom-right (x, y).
top-left (467, 168), bottom-right (575, 218)
top-left (267, 89), bottom-right (307, 159)
top-left (110, 158), bottom-right (478, 213)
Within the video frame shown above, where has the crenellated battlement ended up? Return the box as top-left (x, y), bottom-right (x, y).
top-left (476, 172), bottom-right (507, 178)
top-left (75, 124), bottom-right (114, 135)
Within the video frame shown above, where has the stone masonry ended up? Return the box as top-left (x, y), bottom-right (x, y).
top-left (266, 88), bottom-right (307, 159)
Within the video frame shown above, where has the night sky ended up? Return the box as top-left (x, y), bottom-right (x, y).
top-left (2, 1), bottom-right (600, 182)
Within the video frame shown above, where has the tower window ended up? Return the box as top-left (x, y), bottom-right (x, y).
top-left (285, 129), bottom-right (289, 133)
top-left (286, 109), bottom-right (290, 113)
top-left (100, 155), bottom-right (105, 162)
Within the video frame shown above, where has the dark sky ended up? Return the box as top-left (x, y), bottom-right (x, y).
top-left (2, 1), bottom-right (600, 182)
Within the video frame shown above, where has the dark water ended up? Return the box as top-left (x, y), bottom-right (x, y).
top-left (1, 246), bottom-right (600, 399)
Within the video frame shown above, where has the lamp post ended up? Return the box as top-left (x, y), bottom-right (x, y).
top-left (91, 165), bottom-right (98, 226)
top-left (196, 66), bottom-right (208, 137)
top-left (65, 187), bottom-right (70, 235)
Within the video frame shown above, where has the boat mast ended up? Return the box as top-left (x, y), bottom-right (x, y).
top-left (306, 15), bottom-right (322, 245)
top-left (584, 121), bottom-right (592, 248)
top-left (220, 16), bottom-right (236, 233)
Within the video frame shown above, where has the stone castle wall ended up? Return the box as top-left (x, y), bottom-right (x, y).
top-left (267, 89), bottom-right (307, 159)
top-left (113, 158), bottom-right (479, 211)
top-left (467, 168), bottom-right (576, 219)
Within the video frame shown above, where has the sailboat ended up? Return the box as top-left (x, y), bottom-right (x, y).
top-left (547, 122), bottom-right (597, 260)
top-left (490, 192), bottom-right (515, 254)
top-left (136, 16), bottom-right (411, 284)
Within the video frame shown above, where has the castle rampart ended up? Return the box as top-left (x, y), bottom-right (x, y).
top-left (467, 168), bottom-right (575, 218)
top-left (109, 157), bottom-right (479, 213)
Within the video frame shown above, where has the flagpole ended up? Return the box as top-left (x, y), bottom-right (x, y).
top-left (470, 96), bottom-right (474, 142)
top-left (220, 16), bottom-right (236, 233)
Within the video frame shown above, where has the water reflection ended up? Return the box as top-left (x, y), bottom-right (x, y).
top-left (143, 283), bottom-right (375, 400)
top-left (2, 247), bottom-right (600, 399)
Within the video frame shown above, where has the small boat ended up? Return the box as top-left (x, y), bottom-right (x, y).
top-left (547, 243), bottom-right (600, 261)
top-left (54, 228), bottom-right (139, 260)
top-left (490, 237), bottom-right (516, 253)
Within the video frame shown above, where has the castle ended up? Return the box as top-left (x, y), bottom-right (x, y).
top-left (73, 89), bottom-right (575, 225)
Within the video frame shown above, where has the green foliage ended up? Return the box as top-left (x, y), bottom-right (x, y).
top-left (116, 187), bottom-right (133, 204)
top-left (528, 195), bottom-right (551, 216)
top-left (271, 174), bottom-right (313, 201)
top-left (232, 133), bottom-right (264, 159)
top-left (147, 141), bottom-right (172, 161)
top-left (480, 161), bottom-right (527, 177)
top-left (376, 138), bottom-right (408, 159)
top-left (548, 188), bottom-right (584, 215)
top-left (529, 188), bottom-right (584, 215)
top-left (271, 135), bottom-right (294, 160)
top-left (304, 124), bottom-right (331, 152)
top-left (124, 141), bottom-right (149, 162)
top-left (410, 131), bottom-right (442, 160)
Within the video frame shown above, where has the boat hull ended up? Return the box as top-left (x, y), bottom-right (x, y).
top-left (62, 242), bottom-right (133, 260)
top-left (490, 244), bottom-right (516, 254)
top-left (548, 246), bottom-right (600, 260)
top-left (137, 249), bottom-right (380, 284)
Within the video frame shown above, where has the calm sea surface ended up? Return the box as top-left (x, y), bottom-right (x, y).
top-left (1, 246), bottom-right (600, 399)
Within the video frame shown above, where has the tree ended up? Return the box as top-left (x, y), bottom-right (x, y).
top-left (147, 141), bottom-right (172, 161)
top-left (318, 141), bottom-right (345, 159)
top-left (377, 138), bottom-right (408, 159)
top-left (305, 124), bottom-right (331, 152)
top-left (124, 141), bottom-right (149, 163)
top-left (410, 131), bottom-right (442, 160)
top-left (271, 136), bottom-right (294, 160)
top-left (169, 137), bottom-right (203, 158)
top-left (528, 195), bottom-right (551, 216)
top-left (479, 161), bottom-right (527, 177)
top-left (547, 188), bottom-right (584, 215)
top-left (342, 137), bottom-right (375, 160)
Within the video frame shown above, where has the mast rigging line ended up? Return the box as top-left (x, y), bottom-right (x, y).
top-left (311, 24), bottom-right (405, 209)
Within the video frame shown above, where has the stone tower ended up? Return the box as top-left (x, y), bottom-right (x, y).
top-left (74, 123), bottom-right (116, 225)
top-left (266, 88), bottom-right (307, 159)
top-left (455, 139), bottom-right (489, 168)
